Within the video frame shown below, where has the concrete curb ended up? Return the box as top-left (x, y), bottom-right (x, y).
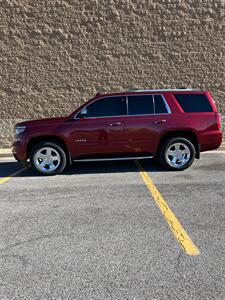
top-left (0, 148), bottom-right (13, 159)
top-left (0, 148), bottom-right (12, 154)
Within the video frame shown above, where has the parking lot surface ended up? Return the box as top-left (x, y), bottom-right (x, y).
top-left (1, 152), bottom-right (225, 299)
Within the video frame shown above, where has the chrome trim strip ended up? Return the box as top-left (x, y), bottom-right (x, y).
top-left (160, 94), bottom-right (172, 114)
top-left (73, 156), bottom-right (154, 162)
top-left (74, 94), bottom-right (171, 119)
top-left (152, 95), bottom-right (156, 114)
top-left (74, 115), bottom-right (127, 120)
top-left (75, 139), bottom-right (87, 142)
top-left (126, 96), bottom-right (129, 115)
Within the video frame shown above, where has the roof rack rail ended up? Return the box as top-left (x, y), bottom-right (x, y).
top-left (131, 88), bottom-right (201, 92)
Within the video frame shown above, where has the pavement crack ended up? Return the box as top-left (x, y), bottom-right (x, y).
top-left (0, 232), bottom-right (73, 252)
top-left (0, 253), bottom-right (28, 267)
top-left (174, 251), bottom-right (185, 277)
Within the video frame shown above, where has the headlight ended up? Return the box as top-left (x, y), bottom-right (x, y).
top-left (15, 126), bottom-right (26, 135)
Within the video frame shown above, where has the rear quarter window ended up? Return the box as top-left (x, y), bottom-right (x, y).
top-left (173, 93), bottom-right (213, 113)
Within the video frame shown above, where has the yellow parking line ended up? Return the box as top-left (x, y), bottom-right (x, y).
top-left (135, 161), bottom-right (200, 256)
top-left (0, 167), bottom-right (28, 185)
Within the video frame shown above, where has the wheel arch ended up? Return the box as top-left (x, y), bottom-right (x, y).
top-left (157, 130), bottom-right (200, 159)
top-left (27, 135), bottom-right (72, 165)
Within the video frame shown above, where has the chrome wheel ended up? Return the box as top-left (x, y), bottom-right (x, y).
top-left (33, 147), bottom-right (61, 173)
top-left (165, 142), bottom-right (191, 169)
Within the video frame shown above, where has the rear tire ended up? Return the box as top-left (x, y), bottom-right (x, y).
top-left (30, 142), bottom-right (67, 175)
top-left (159, 137), bottom-right (195, 171)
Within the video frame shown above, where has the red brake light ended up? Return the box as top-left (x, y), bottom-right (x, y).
top-left (215, 112), bottom-right (221, 130)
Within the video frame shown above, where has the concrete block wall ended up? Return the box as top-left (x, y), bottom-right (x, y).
top-left (0, 0), bottom-right (224, 146)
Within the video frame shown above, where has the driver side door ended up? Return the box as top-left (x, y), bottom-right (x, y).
top-left (67, 96), bottom-right (128, 159)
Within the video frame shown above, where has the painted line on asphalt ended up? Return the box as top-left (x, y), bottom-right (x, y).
top-left (0, 167), bottom-right (28, 185)
top-left (135, 160), bottom-right (200, 256)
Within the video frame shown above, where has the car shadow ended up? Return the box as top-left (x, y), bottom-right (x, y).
top-left (0, 159), bottom-right (166, 178)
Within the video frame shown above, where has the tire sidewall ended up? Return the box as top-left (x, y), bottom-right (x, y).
top-left (30, 142), bottom-right (67, 175)
top-left (160, 137), bottom-right (195, 171)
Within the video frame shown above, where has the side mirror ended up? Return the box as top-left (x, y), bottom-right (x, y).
top-left (78, 108), bottom-right (87, 118)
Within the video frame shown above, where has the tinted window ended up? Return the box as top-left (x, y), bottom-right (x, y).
top-left (174, 94), bottom-right (213, 112)
top-left (85, 97), bottom-right (127, 117)
top-left (128, 95), bottom-right (154, 115)
top-left (154, 95), bottom-right (169, 114)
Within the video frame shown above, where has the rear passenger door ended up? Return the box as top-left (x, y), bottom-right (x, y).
top-left (124, 94), bottom-right (171, 155)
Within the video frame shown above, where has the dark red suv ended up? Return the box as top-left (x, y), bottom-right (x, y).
top-left (13, 89), bottom-right (222, 175)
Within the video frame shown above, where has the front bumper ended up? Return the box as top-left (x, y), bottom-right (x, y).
top-left (12, 141), bottom-right (27, 162)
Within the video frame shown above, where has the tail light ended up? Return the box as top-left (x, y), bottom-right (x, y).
top-left (215, 112), bottom-right (221, 130)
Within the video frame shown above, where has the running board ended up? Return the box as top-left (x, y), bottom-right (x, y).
top-left (73, 156), bottom-right (153, 162)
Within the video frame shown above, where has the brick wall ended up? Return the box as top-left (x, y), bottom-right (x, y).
top-left (0, 0), bottom-right (224, 146)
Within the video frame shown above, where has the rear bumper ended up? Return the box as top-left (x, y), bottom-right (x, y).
top-left (199, 130), bottom-right (223, 152)
top-left (12, 141), bottom-right (27, 161)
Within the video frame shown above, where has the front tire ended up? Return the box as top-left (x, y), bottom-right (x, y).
top-left (30, 142), bottom-right (67, 175)
top-left (159, 137), bottom-right (195, 171)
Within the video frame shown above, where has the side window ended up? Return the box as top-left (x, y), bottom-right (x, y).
top-left (128, 95), bottom-right (154, 115)
top-left (85, 97), bottom-right (127, 118)
top-left (173, 93), bottom-right (213, 112)
top-left (154, 95), bottom-right (169, 114)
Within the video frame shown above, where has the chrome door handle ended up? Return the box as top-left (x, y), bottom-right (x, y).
top-left (109, 122), bottom-right (122, 126)
top-left (153, 120), bottom-right (166, 125)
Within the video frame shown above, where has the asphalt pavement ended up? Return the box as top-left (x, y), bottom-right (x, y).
top-left (0, 152), bottom-right (225, 299)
